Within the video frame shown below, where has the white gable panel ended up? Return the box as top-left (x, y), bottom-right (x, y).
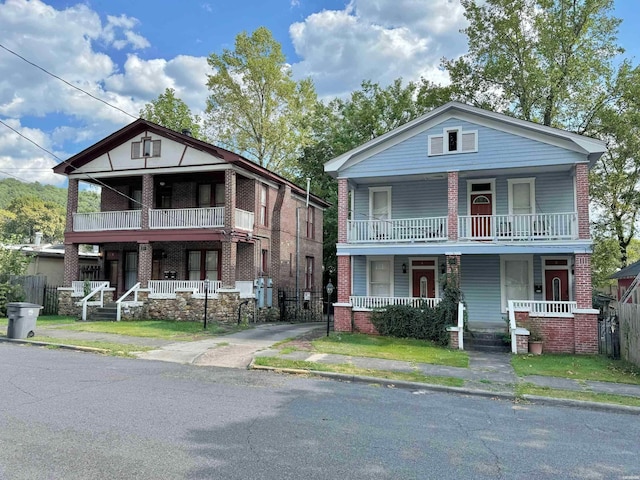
top-left (179, 147), bottom-right (226, 167)
top-left (72, 153), bottom-right (115, 174)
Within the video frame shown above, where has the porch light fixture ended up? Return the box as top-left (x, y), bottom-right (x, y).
top-left (402, 263), bottom-right (407, 274)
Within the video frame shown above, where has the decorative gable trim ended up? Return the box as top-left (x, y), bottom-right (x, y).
top-left (428, 126), bottom-right (478, 156)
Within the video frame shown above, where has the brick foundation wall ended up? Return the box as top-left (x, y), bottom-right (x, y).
top-left (515, 334), bottom-right (529, 354)
top-left (353, 311), bottom-right (378, 335)
top-left (574, 312), bottom-right (598, 354)
top-left (449, 330), bottom-right (459, 349)
top-left (334, 305), bottom-right (352, 332)
top-left (515, 310), bottom-right (596, 354)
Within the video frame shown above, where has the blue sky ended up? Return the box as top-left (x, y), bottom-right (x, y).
top-left (0, 0), bottom-right (638, 187)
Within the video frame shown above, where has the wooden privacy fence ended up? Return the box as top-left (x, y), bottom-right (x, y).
top-left (0, 275), bottom-right (60, 315)
top-left (617, 303), bottom-right (640, 367)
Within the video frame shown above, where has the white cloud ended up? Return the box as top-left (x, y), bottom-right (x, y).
top-left (289, 0), bottom-right (467, 98)
top-left (103, 14), bottom-right (150, 50)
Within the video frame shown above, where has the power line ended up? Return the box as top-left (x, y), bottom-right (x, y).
top-left (0, 42), bottom-right (138, 121)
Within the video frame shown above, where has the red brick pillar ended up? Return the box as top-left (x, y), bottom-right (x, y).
top-left (337, 178), bottom-right (348, 243)
top-left (445, 253), bottom-right (461, 287)
top-left (334, 254), bottom-right (353, 332)
top-left (574, 311), bottom-right (598, 354)
top-left (141, 173), bottom-right (153, 230)
top-left (225, 170), bottom-right (236, 230)
top-left (64, 243), bottom-right (79, 286)
top-left (138, 242), bottom-right (152, 288)
top-left (576, 163), bottom-right (589, 240)
top-left (574, 253), bottom-right (592, 309)
top-left (447, 171), bottom-right (458, 241)
top-left (222, 241), bottom-right (237, 287)
top-left (66, 178), bottom-right (79, 233)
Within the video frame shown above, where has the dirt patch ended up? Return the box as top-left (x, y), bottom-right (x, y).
top-left (279, 327), bottom-right (325, 351)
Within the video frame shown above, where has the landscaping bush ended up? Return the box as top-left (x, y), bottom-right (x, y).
top-left (370, 272), bottom-right (466, 346)
top-left (0, 281), bottom-right (25, 316)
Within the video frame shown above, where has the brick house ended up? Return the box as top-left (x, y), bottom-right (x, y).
top-left (324, 102), bottom-right (606, 353)
top-left (53, 118), bottom-right (328, 321)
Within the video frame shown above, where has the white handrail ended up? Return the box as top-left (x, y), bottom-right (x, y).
top-left (457, 301), bottom-right (465, 350)
top-left (508, 300), bottom-right (518, 354)
top-left (458, 212), bottom-right (577, 240)
top-left (148, 280), bottom-right (222, 298)
top-left (510, 300), bottom-right (576, 317)
top-left (80, 281), bottom-right (109, 321)
top-left (149, 207), bottom-right (224, 229)
top-left (350, 296), bottom-right (441, 310)
top-left (116, 282), bottom-right (141, 321)
top-left (347, 217), bottom-right (447, 243)
top-left (235, 208), bottom-right (254, 231)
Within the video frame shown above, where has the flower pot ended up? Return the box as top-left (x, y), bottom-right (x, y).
top-left (529, 340), bottom-right (543, 355)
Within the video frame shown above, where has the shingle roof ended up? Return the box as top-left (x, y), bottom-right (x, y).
top-left (610, 260), bottom-right (640, 279)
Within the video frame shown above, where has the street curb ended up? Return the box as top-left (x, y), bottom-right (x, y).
top-left (0, 337), bottom-right (109, 354)
top-left (249, 362), bottom-right (640, 415)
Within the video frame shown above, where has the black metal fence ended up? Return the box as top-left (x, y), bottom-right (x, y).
top-left (42, 285), bottom-right (61, 315)
top-left (598, 313), bottom-right (620, 359)
top-left (277, 288), bottom-right (324, 323)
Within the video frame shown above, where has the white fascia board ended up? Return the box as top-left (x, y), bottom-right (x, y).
top-left (67, 164), bottom-right (232, 180)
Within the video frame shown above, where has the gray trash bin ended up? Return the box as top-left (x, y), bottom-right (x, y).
top-left (7, 302), bottom-right (43, 339)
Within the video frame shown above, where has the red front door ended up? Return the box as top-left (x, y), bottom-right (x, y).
top-left (471, 193), bottom-right (492, 237)
top-left (545, 269), bottom-right (569, 301)
top-left (412, 269), bottom-right (435, 298)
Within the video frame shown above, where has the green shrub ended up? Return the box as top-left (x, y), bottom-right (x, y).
top-left (370, 273), bottom-right (466, 346)
top-left (0, 282), bottom-right (25, 316)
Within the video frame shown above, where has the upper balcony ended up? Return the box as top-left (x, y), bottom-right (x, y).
top-left (73, 207), bottom-right (254, 232)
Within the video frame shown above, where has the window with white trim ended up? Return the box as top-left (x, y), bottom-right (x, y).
top-left (368, 257), bottom-right (393, 297)
top-left (428, 127), bottom-right (477, 156)
top-left (500, 255), bottom-right (533, 311)
top-left (131, 137), bottom-right (161, 159)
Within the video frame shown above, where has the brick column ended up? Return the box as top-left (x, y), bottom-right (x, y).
top-left (447, 171), bottom-right (458, 241)
top-left (222, 241), bottom-right (237, 287)
top-left (576, 163), bottom-right (589, 240)
top-left (141, 173), bottom-right (153, 230)
top-left (574, 311), bottom-right (598, 354)
top-left (337, 255), bottom-right (351, 303)
top-left (445, 253), bottom-right (461, 287)
top-left (574, 253), bottom-right (592, 309)
top-left (138, 242), bottom-right (152, 288)
top-left (66, 178), bottom-right (79, 233)
top-left (337, 178), bottom-right (348, 243)
top-left (64, 243), bottom-right (79, 286)
top-left (225, 170), bottom-right (236, 230)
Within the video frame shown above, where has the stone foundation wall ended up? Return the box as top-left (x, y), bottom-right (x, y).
top-left (57, 289), bottom-right (114, 319)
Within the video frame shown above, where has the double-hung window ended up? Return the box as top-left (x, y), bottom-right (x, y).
top-left (368, 257), bottom-right (393, 297)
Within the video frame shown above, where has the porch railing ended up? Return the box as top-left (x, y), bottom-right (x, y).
top-left (458, 212), bottom-right (577, 241)
top-left (148, 280), bottom-right (222, 298)
top-left (72, 280), bottom-right (111, 296)
top-left (73, 211), bottom-right (141, 231)
top-left (509, 300), bottom-right (577, 317)
top-left (115, 282), bottom-right (142, 321)
top-left (149, 207), bottom-right (224, 229)
top-left (235, 208), bottom-right (254, 231)
top-left (80, 281), bottom-right (110, 321)
top-left (350, 296), bottom-right (441, 310)
top-left (347, 217), bottom-right (448, 243)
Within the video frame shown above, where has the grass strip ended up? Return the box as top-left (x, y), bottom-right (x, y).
top-left (311, 333), bottom-right (469, 368)
top-left (31, 336), bottom-right (153, 358)
top-left (516, 383), bottom-right (640, 408)
top-left (512, 354), bottom-right (640, 385)
top-left (253, 356), bottom-right (464, 387)
top-left (52, 320), bottom-right (243, 340)
top-left (0, 315), bottom-right (78, 326)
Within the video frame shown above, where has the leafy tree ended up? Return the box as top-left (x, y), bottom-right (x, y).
top-left (206, 27), bottom-right (316, 175)
top-left (3, 196), bottom-right (65, 243)
top-left (589, 65), bottom-right (640, 268)
top-left (140, 88), bottom-right (204, 140)
top-left (0, 237), bottom-right (32, 275)
top-left (444, 0), bottom-right (622, 131)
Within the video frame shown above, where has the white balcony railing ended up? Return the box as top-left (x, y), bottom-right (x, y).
top-left (458, 212), bottom-right (577, 241)
top-left (148, 280), bottom-right (222, 298)
top-left (150, 207), bottom-right (224, 229)
top-left (235, 208), bottom-right (254, 231)
top-left (509, 300), bottom-right (577, 318)
top-left (350, 296), bottom-right (441, 310)
top-left (347, 217), bottom-right (448, 243)
top-left (73, 210), bottom-right (141, 231)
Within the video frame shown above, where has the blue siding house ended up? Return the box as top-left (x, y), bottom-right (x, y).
top-left (325, 102), bottom-right (606, 353)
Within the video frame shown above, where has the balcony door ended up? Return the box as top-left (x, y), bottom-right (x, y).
top-left (471, 194), bottom-right (492, 237)
top-left (369, 187), bottom-right (391, 239)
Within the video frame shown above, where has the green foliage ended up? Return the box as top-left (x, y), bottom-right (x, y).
top-left (0, 241), bottom-right (32, 275)
top-left (140, 88), bottom-right (204, 140)
top-left (0, 282), bottom-right (25, 316)
top-left (206, 26), bottom-right (317, 175)
top-left (2, 196), bottom-right (65, 243)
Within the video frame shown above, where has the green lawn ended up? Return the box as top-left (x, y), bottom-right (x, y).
top-left (512, 354), bottom-right (640, 385)
top-left (53, 320), bottom-right (245, 340)
top-left (0, 315), bottom-right (77, 326)
top-left (311, 333), bottom-right (469, 368)
top-left (253, 356), bottom-right (464, 387)
top-left (516, 383), bottom-right (640, 408)
top-left (31, 336), bottom-right (153, 358)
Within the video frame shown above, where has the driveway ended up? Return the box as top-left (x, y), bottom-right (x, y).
top-left (136, 322), bottom-right (323, 367)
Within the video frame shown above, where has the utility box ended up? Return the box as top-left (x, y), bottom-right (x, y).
top-left (6, 302), bottom-right (43, 339)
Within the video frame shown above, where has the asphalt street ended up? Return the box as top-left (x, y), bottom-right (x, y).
top-left (1, 343), bottom-right (639, 480)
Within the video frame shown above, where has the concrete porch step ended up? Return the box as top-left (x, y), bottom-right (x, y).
top-left (464, 331), bottom-right (510, 353)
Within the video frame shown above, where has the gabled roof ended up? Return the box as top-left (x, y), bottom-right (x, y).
top-left (610, 260), bottom-right (640, 280)
top-left (53, 118), bottom-right (330, 208)
top-left (324, 101), bottom-right (607, 176)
